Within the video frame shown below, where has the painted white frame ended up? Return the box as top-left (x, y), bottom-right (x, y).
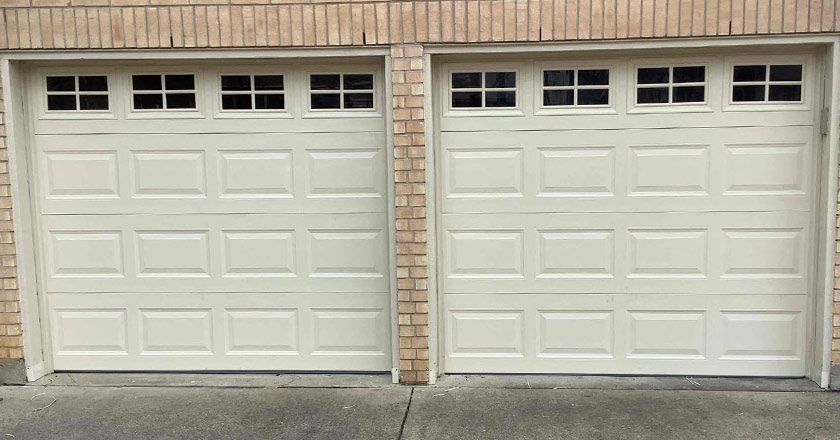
top-left (34, 67), bottom-right (118, 121)
top-left (126, 67), bottom-right (205, 119)
top-left (212, 66), bottom-right (293, 120)
top-left (628, 58), bottom-right (714, 113)
top-left (536, 61), bottom-right (616, 113)
top-left (723, 54), bottom-right (814, 112)
top-left (442, 62), bottom-right (524, 117)
top-left (303, 68), bottom-right (380, 117)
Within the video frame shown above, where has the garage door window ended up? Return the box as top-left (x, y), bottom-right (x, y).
top-left (636, 66), bottom-right (706, 105)
top-left (451, 71), bottom-right (517, 108)
top-left (131, 74), bottom-right (197, 110)
top-left (542, 69), bottom-right (610, 107)
top-left (220, 74), bottom-right (285, 111)
top-left (309, 73), bottom-right (375, 110)
top-left (45, 75), bottom-right (109, 112)
top-left (732, 64), bottom-right (803, 102)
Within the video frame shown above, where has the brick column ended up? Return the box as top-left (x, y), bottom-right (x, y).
top-left (391, 44), bottom-right (430, 384)
top-left (0, 81), bottom-right (22, 362)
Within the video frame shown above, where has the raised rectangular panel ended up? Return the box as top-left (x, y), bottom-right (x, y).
top-left (449, 310), bottom-right (524, 357)
top-left (53, 309), bottom-right (127, 353)
top-left (218, 150), bottom-right (293, 198)
top-left (136, 231), bottom-right (210, 277)
top-left (309, 230), bottom-right (384, 277)
top-left (629, 146), bottom-right (710, 195)
top-left (140, 309), bottom-right (213, 353)
top-left (222, 230), bottom-right (295, 277)
top-left (225, 309), bottom-right (299, 354)
top-left (721, 311), bottom-right (800, 358)
top-left (447, 230), bottom-right (524, 278)
top-left (537, 311), bottom-right (613, 358)
top-left (723, 144), bottom-right (805, 194)
top-left (49, 231), bottom-right (124, 277)
top-left (131, 151), bottom-right (206, 198)
top-left (445, 148), bottom-right (524, 197)
top-left (537, 147), bottom-right (615, 197)
top-left (311, 308), bottom-right (387, 354)
top-left (627, 311), bottom-right (706, 358)
top-left (628, 229), bottom-right (707, 278)
top-left (305, 149), bottom-right (383, 198)
top-left (538, 230), bottom-right (614, 278)
top-left (43, 151), bottom-right (119, 199)
top-left (722, 228), bottom-right (803, 277)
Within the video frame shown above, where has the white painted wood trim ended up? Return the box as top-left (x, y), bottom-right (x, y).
top-left (423, 51), bottom-right (440, 384)
top-left (385, 54), bottom-right (400, 383)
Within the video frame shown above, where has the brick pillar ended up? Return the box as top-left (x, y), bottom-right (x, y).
top-left (0, 80), bottom-right (22, 361)
top-left (391, 44), bottom-right (430, 384)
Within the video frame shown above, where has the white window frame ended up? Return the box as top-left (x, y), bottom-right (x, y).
top-left (633, 64), bottom-right (709, 106)
top-left (127, 70), bottom-right (204, 118)
top-left (214, 70), bottom-right (292, 119)
top-left (723, 54), bottom-right (813, 112)
top-left (306, 71), bottom-right (377, 113)
top-left (35, 69), bottom-right (117, 121)
top-left (449, 70), bottom-right (518, 109)
top-left (534, 61), bottom-right (617, 116)
top-left (441, 63), bottom-right (523, 117)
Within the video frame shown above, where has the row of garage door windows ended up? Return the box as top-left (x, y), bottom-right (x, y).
top-left (44, 72), bottom-right (376, 112)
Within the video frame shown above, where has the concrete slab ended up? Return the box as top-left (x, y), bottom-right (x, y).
top-left (404, 387), bottom-right (840, 440)
top-left (31, 372), bottom-right (395, 388)
top-left (0, 360), bottom-right (25, 385)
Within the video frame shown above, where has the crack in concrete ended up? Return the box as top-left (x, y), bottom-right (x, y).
top-left (397, 387), bottom-right (414, 440)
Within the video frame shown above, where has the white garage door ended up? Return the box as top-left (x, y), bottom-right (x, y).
top-left (439, 52), bottom-right (818, 376)
top-left (29, 61), bottom-right (392, 371)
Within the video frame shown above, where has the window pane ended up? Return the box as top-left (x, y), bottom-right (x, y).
top-left (78, 76), bottom-right (108, 91)
top-left (254, 75), bottom-right (284, 91)
top-left (769, 85), bottom-right (802, 101)
top-left (578, 69), bottom-right (609, 86)
top-left (452, 72), bottom-right (482, 89)
top-left (132, 75), bottom-right (162, 91)
top-left (311, 74), bottom-right (340, 90)
top-left (673, 66), bottom-right (705, 83)
top-left (485, 91), bottom-right (516, 107)
top-left (544, 70), bottom-right (574, 87)
top-left (221, 75), bottom-right (251, 91)
top-left (79, 95), bottom-right (109, 110)
top-left (47, 95), bottom-right (76, 110)
top-left (637, 87), bottom-right (669, 104)
top-left (733, 65), bottom-right (766, 82)
top-left (769, 65), bottom-right (803, 82)
top-left (166, 93), bottom-right (196, 109)
top-left (543, 89), bottom-right (574, 106)
top-left (165, 74), bottom-right (195, 90)
top-left (133, 94), bottom-right (164, 109)
top-left (255, 94), bottom-right (285, 110)
top-left (343, 74), bottom-right (374, 90)
top-left (46, 76), bottom-right (76, 92)
top-left (673, 86), bottom-right (705, 103)
top-left (485, 72), bottom-right (516, 88)
top-left (637, 68), bottom-right (669, 85)
top-left (452, 91), bottom-right (482, 107)
top-left (577, 88), bottom-right (609, 105)
top-left (311, 93), bottom-right (341, 109)
top-left (344, 93), bottom-right (374, 109)
top-left (733, 85), bottom-right (765, 101)
top-left (222, 94), bottom-right (252, 110)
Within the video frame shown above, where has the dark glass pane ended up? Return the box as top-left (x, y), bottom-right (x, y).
top-left (543, 89), bottom-right (574, 106)
top-left (79, 95), bottom-right (109, 110)
top-left (732, 85), bottom-right (765, 101)
top-left (311, 93), bottom-right (341, 109)
top-left (255, 94), bottom-right (285, 110)
top-left (254, 75), bottom-right (284, 91)
top-left (78, 76), bottom-right (108, 91)
top-left (485, 72), bottom-right (515, 88)
top-left (343, 74), bottom-right (374, 90)
top-left (733, 65), bottom-right (766, 82)
top-left (673, 66), bottom-right (705, 83)
top-left (166, 93), bottom-right (196, 109)
top-left (578, 88), bottom-right (609, 105)
top-left (133, 93), bottom-right (164, 109)
top-left (344, 93), bottom-right (374, 109)
top-left (132, 75), bottom-right (162, 91)
top-left (485, 91), bottom-right (516, 107)
top-left (311, 74), bottom-right (340, 90)
top-left (769, 85), bottom-right (802, 101)
top-left (47, 95), bottom-right (76, 110)
top-left (46, 76), bottom-right (75, 92)
top-left (637, 68), bottom-right (669, 84)
top-left (452, 72), bottom-right (482, 89)
top-left (637, 87), bottom-right (669, 104)
top-left (673, 86), bottom-right (705, 103)
top-left (221, 75), bottom-right (251, 91)
top-left (452, 91), bottom-right (482, 107)
top-left (165, 74), bottom-right (195, 90)
top-left (222, 94), bottom-right (252, 110)
top-left (769, 65), bottom-right (803, 82)
top-left (544, 70), bottom-right (574, 87)
top-left (578, 69), bottom-right (609, 86)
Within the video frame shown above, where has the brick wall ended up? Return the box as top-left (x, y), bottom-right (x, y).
top-left (0, 82), bottom-right (21, 362)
